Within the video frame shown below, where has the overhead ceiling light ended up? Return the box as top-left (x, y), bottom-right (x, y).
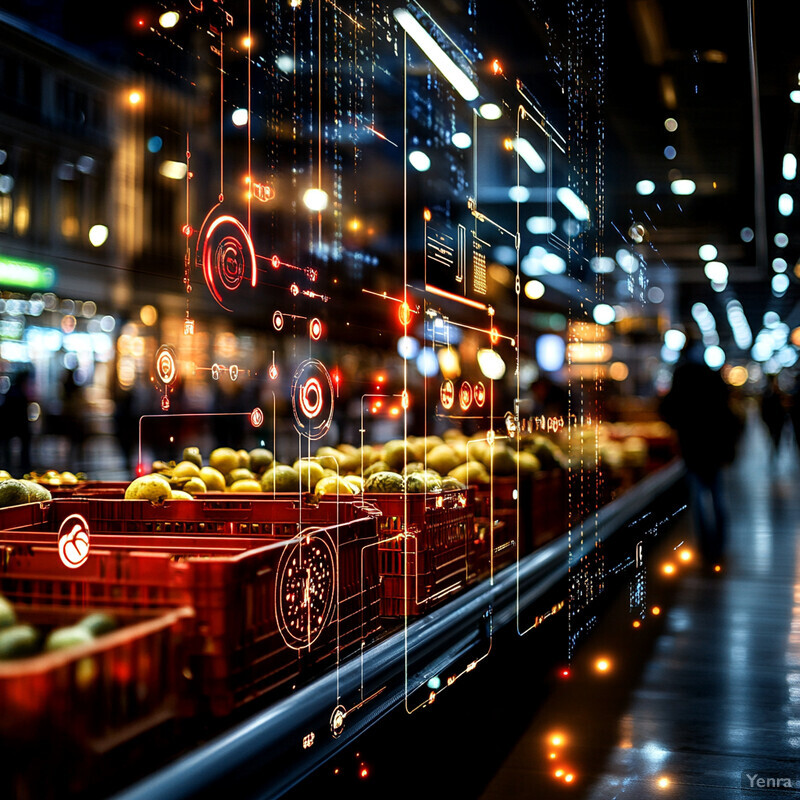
top-left (664, 329), bottom-right (686, 351)
top-left (159, 160), bottom-right (187, 180)
top-left (664, 145), bottom-right (676, 160)
top-left (478, 103), bottom-right (502, 120)
top-left (783, 153), bottom-right (797, 181)
top-left (536, 334), bottom-right (565, 371)
top-left (508, 185), bottom-right (530, 203)
top-left (648, 286), bottom-right (665, 303)
top-left (513, 137), bottom-right (545, 173)
top-left (779, 193), bottom-right (794, 216)
top-left (589, 256), bottom-right (615, 273)
top-left (451, 131), bottom-right (471, 149)
top-left (231, 108), bottom-right (248, 126)
top-left (616, 249), bottom-right (638, 274)
top-left (393, 9), bottom-right (479, 101)
top-left (772, 274), bottom-right (790, 295)
top-left (88, 224), bottom-right (109, 247)
top-left (303, 187), bottom-right (329, 211)
top-left (791, 90), bottom-right (800, 104)
top-left (704, 346), bottom-right (725, 370)
top-left (526, 216), bottom-right (556, 234)
top-left (763, 311), bottom-right (781, 328)
top-left (276, 54), bottom-right (294, 73)
top-left (524, 279), bottom-right (545, 299)
top-left (542, 253), bottom-right (566, 274)
top-left (408, 150), bottom-right (431, 171)
top-left (740, 227), bottom-right (755, 242)
top-left (158, 10), bottom-right (180, 27)
top-left (704, 261), bottom-right (728, 282)
top-left (664, 117), bottom-right (678, 132)
top-left (477, 348), bottom-right (506, 379)
top-left (593, 303), bottom-right (615, 325)
top-left (556, 187), bottom-right (590, 221)
top-left (775, 232), bottom-right (789, 248)
top-left (711, 280), bottom-right (727, 293)
top-left (773, 257), bottom-right (788, 273)
top-left (698, 244), bottom-right (717, 261)
top-left (636, 180), bottom-right (655, 195)
top-left (670, 179), bottom-right (696, 195)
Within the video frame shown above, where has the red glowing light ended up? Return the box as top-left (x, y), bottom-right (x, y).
top-left (273, 311), bottom-right (284, 331)
top-left (360, 768), bottom-right (368, 779)
top-left (137, 18), bottom-right (145, 26)
top-left (390, 407), bottom-right (400, 416)
top-left (161, 395), bottom-right (170, 411)
top-left (652, 606), bottom-right (661, 616)
top-left (58, 514), bottom-right (90, 570)
top-left (309, 317), bottom-right (323, 341)
top-left (202, 215), bottom-right (258, 310)
top-left (474, 381), bottom-right (486, 408)
top-left (376, 374), bottom-right (385, 383)
top-left (268, 364), bottom-right (279, 380)
top-left (155, 345), bottom-right (177, 386)
top-left (182, 224), bottom-right (194, 237)
top-left (272, 254), bottom-right (280, 268)
top-left (399, 301), bottom-right (412, 326)
top-left (401, 390), bottom-right (409, 409)
top-left (290, 283), bottom-right (300, 296)
top-left (423, 208), bottom-right (432, 222)
top-left (491, 58), bottom-right (503, 74)
top-left (490, 327), bottom-right (500, 345)
top-left (300, 378), bottom-right (324, 418)
top-left (250, 407), bottom-right (264, 428)
top-left (459, 381), bottom-right (473, 411)
top-left (440, 380), bottom-right (455, 410)
top-left (560, 668), bottom-right (571, 678)
top-left (633, 620), bottom-right (641, 628)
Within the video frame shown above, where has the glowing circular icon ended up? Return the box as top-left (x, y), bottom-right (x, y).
top-left (273, 310), bottom-right (284, 331)
top-left (276, 530), bottom-right (336, 649)
top-left (459, 381), bottom-right (473, 411)
top-left (268, 364), bottom-right (279, 380)
top-left (290, 283), bottom-right (300, 296)
top-left (200, 214), bottom-right (258, 311)
top-left (230, 364), bottom-right (239, 381)
top-left (58, 514), bottom-right (90, 569)
top-left (399, 301), bottom-right (412, 326)
top-left (250, 407), bottom-right (264, 428)
top-left (309, 317), bottom-right (323, 341)
top-left (155, 345), bottom-right (177, 387)
top-left (401, 390), bottom-right (409, 410)
top-left (330, 704), bottom-right (347, 738)
top-left (291, 359), bottom-right (335, 440)
top-left (161, 395), bottom-right (170, 411)
top-left (271, 254), bottom-right (281, 269)
top-left (490, 327), bottom-right (500, 345)
top-left (440, 380), bottom-right (455, 410)
top-left (474, 381), bottom-right (486, 408)
top-left (211, 363), bottom-right (220, 381)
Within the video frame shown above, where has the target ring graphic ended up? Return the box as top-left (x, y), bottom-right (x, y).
top-left (155, 345), bottom-right (177, 388)
top-left (291, 359), bottom-right (334, 440)
top-left (201, 215), bottom-right (257, 311)
top-left (276, 530), bottom-right (336, 649)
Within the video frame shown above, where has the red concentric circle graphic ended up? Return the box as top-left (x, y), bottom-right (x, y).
top-left (291, 359), bottom-right (334, 440)
top-left (440, 380), bottom-right (455, 410)
top-left (459, 381), bottom-right (473, 411)
top-left (474, 381), bottom-right (486, 408)
top-left (201, 215), bottom-right (257, 311)
top-left (250, 407), bottom-right (264, 428)
top-left (155, 345), bottom-right (177, 387)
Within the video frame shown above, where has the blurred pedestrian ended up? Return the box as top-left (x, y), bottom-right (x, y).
top-left (660, 333), bottom-right (742, 570)
top-left (0, 370), bottom-right (33, 474)
top-left (760, 375), bottom-right (786, 460)
top-left (60, 367), bottom-right (86, 467)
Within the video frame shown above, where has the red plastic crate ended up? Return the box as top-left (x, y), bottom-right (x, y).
top-left (471, 477), bottom-right (522, 578)
top-left (531, 469), bottom-right (567, 547)
top-left (361, 489), bottom-right (474, 616)
top-left (0, 498), bottom-right (382, 715)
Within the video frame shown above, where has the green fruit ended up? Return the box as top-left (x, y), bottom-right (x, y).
top-left (515, 451), bottom-right (541, 475)
top-left (226, 468), bottom-right (255, 486)
top-left (209, 447), bottom-right (239, 476)
top-left (293, 459), bottom-right (325, 491)
top-left (314, 476), bottom-right (355, 497)
top-left (172, 461), bottom-right (202, 479)
top-left (182, 447), bottom-right (203, 468)
top-left (337, 443), bottom-right (358, 455)
top-left (248, 448), bottom-right (274, 474)
top-left (0, 625), bottom-right (39, 659)
top-left (448, 462), bottom-right (489, 485)
top-left (229, 479), bottom-right (262, 493)
top-left (19, 480), bottom-right (52, 503)
top-left (125, 474), bottom-right (172, 501)
top-left (169, 490), bottom-right (194, 500)
top-left (236, 449), bottom-right (251, 469)
top-left (364, 460), bottom-right (391, 478)
top-left (45, 625), bottom-right (94, 652)
top-left (314, 447), bottom-right (345, 468)
top-left (79, 612), bottom-right (117, 637)
top-left (405, 471), bottom-right (443, 493)
top-left (441, 476), bottom-right (466, 491)
top-left (363, 471), bottom-right (404, 493)
top-left (0, 596), bottom-right (16, 629)
top-left (182, 477), bottom-right (206, 496)
top-left (260, 465), bottom-right (300, 493)
top-left (482, 444), bottom-right (517, 476)
top-left (0, 479), bottom-right (32, 508)
top-left (402, 461), bottom-right (426, 476)
top-left (60, 471), bottom-right (78, 485)
top-left (343, 475), bottom-right (363, 494)
top-left (199, 466), bottom-right (226, 492)
top-left (424, 435), bottom-right (446, 452)
top-left (426, 444), bottom-right (460, 475)
top-left (0, 469), bottom-right (11, 481)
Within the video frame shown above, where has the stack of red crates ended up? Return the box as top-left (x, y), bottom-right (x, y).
top-left (0, 497), bottom-right (382, 716)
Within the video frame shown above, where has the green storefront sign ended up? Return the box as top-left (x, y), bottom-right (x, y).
top-left (0, 255), bottom-right (55, 290)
